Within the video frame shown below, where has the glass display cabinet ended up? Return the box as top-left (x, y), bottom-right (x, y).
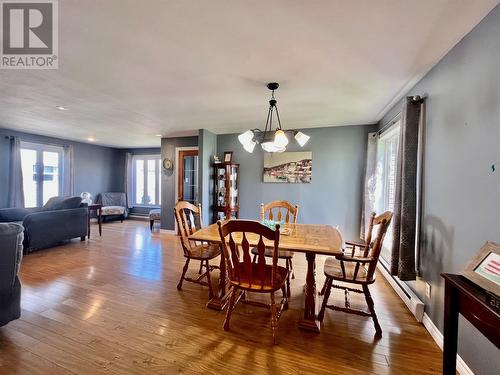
top-left (213, 162), bottom-right (239, 222)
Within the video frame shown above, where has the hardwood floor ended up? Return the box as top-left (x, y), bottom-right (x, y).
top-left (0, 220), bottom-right (442, 374)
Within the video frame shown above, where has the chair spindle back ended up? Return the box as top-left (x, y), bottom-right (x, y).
top-left (365, 211), bottom-right (393, 278)
top-left (260, 201), bottom-right (299, 224)
top-left (217, 220), bottom-right (280, 289)
top-left (174, 201), bottom-right (203, 256)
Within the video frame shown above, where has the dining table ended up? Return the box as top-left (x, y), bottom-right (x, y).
top-left (188, 221), bottom-right (343, 333)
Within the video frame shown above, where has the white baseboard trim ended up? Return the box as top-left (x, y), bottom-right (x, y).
top-left (159, 229), bottom-right (176, 235)
top-left (422, 313), bottom-right (474, 375)
top-left (376, 263), bottom-right (424, 321)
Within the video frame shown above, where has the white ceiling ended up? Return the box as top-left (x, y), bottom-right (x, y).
top-left (0, 0), bottom-right (498, 148)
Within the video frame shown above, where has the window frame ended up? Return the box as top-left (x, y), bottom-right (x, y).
top-left (374, 121), bottom-right (401, 264)
top-left (131, 154), bottom-right (161, 207)
top-left (20, 141), bottom-right (64, 208)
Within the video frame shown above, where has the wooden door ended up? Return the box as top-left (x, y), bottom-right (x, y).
top-left (177, 150), bottom-right (199, 204)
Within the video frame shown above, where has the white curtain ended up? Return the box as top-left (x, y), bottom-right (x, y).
top-left (124, 152), bottom-right (133, 206)
top-left (8, 136), bottom-right (25, 208)
top-left (360, 132), bottom-right (378, 239)
top-left (62, 145), bottom-right (75, 196)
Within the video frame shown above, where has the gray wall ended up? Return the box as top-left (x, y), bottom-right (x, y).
top-left (0, 128), bottom-right (124, 208)
top-left (198, 129), bottom-right (217, 225)
top-left (160, 136), bottom-right (198, 230)
top-left (379, 5), bottom-right (500, 374)
top-left (217, 125), bottom-right (376, 240)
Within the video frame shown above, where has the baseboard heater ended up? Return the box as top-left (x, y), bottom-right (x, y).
top-left (377, 260), bottom-right (424, 322)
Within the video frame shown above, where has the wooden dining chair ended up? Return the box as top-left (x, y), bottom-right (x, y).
top-left (217, 219), bottom-right (288, 344)
top-left (318, 211), bottom-right (393, 337)
top-left (174, 201), bottom-right (221, 299)
top-left (251, 201), bottom-right (298, 297)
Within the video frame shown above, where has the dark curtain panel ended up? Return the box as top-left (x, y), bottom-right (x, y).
top-left (390, 96), bottom-right (424, 280)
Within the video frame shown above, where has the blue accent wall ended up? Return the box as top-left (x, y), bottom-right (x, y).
top-left (198, 129), bottom-right (217, 225)
top-left (0, 128), bottom-right (125, 208)
top-left (378, 5), bottom-right (500, 374)
top-left (217, 125), bottom-right (376, 240)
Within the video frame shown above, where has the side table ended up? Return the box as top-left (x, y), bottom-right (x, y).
top-left (87, 204), bottom-right (102, 238)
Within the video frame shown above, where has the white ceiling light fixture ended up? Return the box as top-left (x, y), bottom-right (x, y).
top-left (55, 105), bottom-right (68, 111)
top-left (237, 82), bottom-right (310, 153)
top-left (294, 131), bottom-right (310, 147)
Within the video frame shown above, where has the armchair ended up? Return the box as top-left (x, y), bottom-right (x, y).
top-left (96, 192), bottom-right (129, 222)
top-left (318, 211), bottom-right (393, 337)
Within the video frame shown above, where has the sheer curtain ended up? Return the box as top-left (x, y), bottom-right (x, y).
top-left (62, 145), bottom-right (75, 196)
top-left (8, 137), bottom-right (24, 208)
top-left (124, 152), bottom-right (133, 207)
top-left (360, 132), bottom-right (378, 239)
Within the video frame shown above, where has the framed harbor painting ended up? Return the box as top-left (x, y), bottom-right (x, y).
top-left (263, 151), bottom-right (312, 183)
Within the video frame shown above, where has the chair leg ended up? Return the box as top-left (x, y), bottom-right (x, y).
top-left (319, 278), bottom-right (328, 296)
top-left (224, 287), bottom-right (238, 331)
top-left (252, 254), bottom-right (257, 264)
top-left (121, 214), bottom-right (124, 223)
top-left (198, 261), bottom-right (204, 274)
top-left (205, 260), bottom-right (214, 299)
top-left (270, 291), bottom-right (278, 344)
top-left (285, 259), bottom-right (291, 298)
top-left (318, 277), bottom-right (333, 322)
top-left (150, 220), bottom-right (154, 231)
top-left (177, 258), bottom-right (190, 291)
top-left (289, 258), bottom-right (295, 279)
top-left (363, 284), bottom-right (382, 337)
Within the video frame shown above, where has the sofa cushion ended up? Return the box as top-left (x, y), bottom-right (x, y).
top-left (0, 223), bottom-right (24, 289)
top-left (102, 206), bottom-right (125, 216)
top-left (43, 196), bottom-right (82, 211)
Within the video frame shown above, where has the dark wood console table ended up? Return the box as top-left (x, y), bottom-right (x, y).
top-left (441, 273), bottom-right (500, 375)
top-left (87, 204), bottom-right (102, 238)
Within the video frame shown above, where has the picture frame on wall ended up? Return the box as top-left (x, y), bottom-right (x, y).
top-left (263, 151), bottom-right (312, 183)
top-left (462, 241), bottom-right (500, 298)
top-left (224, 151), bottom-right (233, 163)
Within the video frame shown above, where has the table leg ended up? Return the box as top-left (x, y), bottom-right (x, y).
top-left (207, 249), bottom-right (231, 311)
top-left (443, 280), bottom-right (459, 375)
top-left (98, 208), bottom-right (102, 236)
top-left (298, 252), bottom-right (321, 333)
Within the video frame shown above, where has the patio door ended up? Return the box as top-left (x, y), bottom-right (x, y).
top-left (20, 142), bottom-right (63, 208)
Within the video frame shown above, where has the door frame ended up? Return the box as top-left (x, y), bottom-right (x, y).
top-left (174, 146), bottom-right (198, 233)
top-left (174, 146), bottom-right (199, 205)
top-left (20, 141), bottom-right (64, 207)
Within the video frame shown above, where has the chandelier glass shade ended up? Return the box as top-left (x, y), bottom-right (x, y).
top-left (238, 82), bottom-right (310, 153)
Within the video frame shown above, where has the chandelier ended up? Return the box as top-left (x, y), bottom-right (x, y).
top-left (238, 82), bottom-right (310, 153)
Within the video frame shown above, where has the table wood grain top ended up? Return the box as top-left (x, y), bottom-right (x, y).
top-left (189, 221), bottom-right (344, 256)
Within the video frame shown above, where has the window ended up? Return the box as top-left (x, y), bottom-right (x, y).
top-left (21, 142), bottom-right (64, 208)
top-left (132, 155), bottom-right (161, 206)
top-left (374, 122), bottom-right (400, 264)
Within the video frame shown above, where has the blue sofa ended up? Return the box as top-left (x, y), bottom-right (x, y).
top-left (0, 223), bottom-right (23, 326)
top-left (0, 196), bottom-right (88, 253)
